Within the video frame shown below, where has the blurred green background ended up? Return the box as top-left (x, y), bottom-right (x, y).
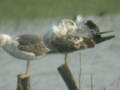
top-left (0, 0), bottom-right (119, 20)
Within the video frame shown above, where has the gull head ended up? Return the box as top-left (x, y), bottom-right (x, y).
top-left (0, 34), bottom-right (12, 47)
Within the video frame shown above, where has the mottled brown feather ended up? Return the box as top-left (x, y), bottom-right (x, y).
top-left (16, 34), bottom-right (50, 56)
top-left (50, 35), bottom-right (95, 53)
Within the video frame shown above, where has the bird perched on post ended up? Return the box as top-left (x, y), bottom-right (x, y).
top-left (0, 34), bottom-right (52, 78)
top-left (43, 17), bottom-right (115, 64)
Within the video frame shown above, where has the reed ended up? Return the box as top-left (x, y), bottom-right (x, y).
top-left (78, 53), bottom-right (82, 90)
top-left (90, 73), bottom-right (94, 90)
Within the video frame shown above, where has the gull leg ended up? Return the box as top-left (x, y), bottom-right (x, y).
top-left (26, 60), bottom-right (30, 75)
top-left (20, 60), bottom-right (30, 79)
top-left (64, 53), bottom-right (68, 65)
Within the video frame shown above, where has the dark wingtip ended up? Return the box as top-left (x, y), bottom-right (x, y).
top-left (95, 35), bottom-right (115, 44)
top-left (101, 35), bottom-right (115, 41)
top-left (96, 30), bottom-right (113, 35)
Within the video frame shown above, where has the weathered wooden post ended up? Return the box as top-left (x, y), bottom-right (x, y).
top-left (58, 63), bottom-right (79, 90)
top-left (16, 74), bottom-right (30, 90)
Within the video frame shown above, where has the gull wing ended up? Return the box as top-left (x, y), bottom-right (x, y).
top-left (50, 35), bottom-right (95, 53)
top-left (16, 34), bottom-right (50, 56)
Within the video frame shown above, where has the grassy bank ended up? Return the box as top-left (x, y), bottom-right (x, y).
top-left (0, 0), bottom-right (120, 20)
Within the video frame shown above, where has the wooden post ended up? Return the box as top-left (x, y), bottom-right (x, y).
top-left (16, 74), bottom-right (30, 90)
top-left (58, 63), bottom-right (79, 90)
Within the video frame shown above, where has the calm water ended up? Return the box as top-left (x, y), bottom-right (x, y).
top-left (0, 14), bottom-right (120, 90)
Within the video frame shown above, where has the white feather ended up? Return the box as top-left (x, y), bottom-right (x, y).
top-left (0, 34), bottom-right (46, 60)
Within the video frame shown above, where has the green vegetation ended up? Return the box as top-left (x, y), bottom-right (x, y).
top-left (0, 0), bottom-right (119, 19)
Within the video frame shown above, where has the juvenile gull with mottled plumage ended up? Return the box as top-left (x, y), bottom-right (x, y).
top-left (43, 18), bottom-right (115, 64)
top-left (0, 34), bottom-right (51, 78)
top-left (43, 19), bottom-right (96, 64)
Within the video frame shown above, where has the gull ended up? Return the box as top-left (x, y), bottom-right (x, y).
top-left (43, 19), bottom-right (96, 64)
top-left (0, 34), bottom-right (52, 78)
top-left (43, 18), bottom-right (115, 64)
